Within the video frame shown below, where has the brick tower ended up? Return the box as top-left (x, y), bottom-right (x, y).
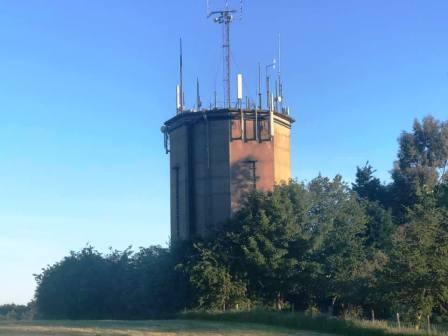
top-left (162, 4), bottom-right (294, 240)
top-left (163, 107), bottom-right (293, 240)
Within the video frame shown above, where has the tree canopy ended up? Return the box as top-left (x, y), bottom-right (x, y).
top-left (33, 115), bottom-right (448, 325)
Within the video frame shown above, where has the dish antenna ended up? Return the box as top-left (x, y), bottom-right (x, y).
top-left (207, 0), bottom-right (243, 108)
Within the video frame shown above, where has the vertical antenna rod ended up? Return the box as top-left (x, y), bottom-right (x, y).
top-left (208, 3), bottom-right (238, 108)
top-left (258, 63), bottom-right (262, 109)
top-left (278, 33), bottom-right (281, 75)
top-left (224, 14), bottom-right (231, 108)
top-left (265, 60), bottom-right (276, 110)
top-left (277, 34), bottom-right (283, 110)
top-left (196, 78), bottom-right (202, 110)
top-left (179, 38), bottom-right (184, 112)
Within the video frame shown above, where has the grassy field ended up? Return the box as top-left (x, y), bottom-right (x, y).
top-left (2, 312), bottom-right (446, 336)
top-left (0, 319), bottom-right (331, 336)
top-left (181, 311), bottom-right (448, 336)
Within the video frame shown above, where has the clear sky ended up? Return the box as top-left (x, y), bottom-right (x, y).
top-left (0, 0), bottom-right (447, 304)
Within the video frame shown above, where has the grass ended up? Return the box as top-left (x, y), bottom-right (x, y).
top-left (180, 310), bottom-right (448, 336)
top-left (2, 312), bottom-right (446, 336)
top-left (0, 319), bottom-right (331, 336)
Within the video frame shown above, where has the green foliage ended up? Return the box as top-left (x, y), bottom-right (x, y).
top-left (362, 200), bottom-right (395, 250)
top-left (32, 115), bottom-right (448, 326)
top-left (34, 245), bottom-right (190, 319)
top-left (179, 176), bottom-right (376, 313)
top-left (306, 176), bottom-right (367, 305)
top-left (0, 304), bottom-right (34, 320)
top-left (225, 186), bottom-right (303, 308)
top-left (391, 116), bottom-right (448, 218)
top-left (35, 245), bottom-right (122, 319)
top-left (436, 182), bottom-right (448, 209)
top-left (353, 162), bottom-right (389, 205)
top-left (182, 243), bottom-right (247, 310)
top-left (128, 244), bottom-right (191, 317)
top-left (384, 202), bottom-right (448, 327)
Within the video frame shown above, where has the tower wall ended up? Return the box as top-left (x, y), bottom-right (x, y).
top-left (273, 114), bottom-right (292, 184)
top-left (229, 117), bottom-right (275, 211)
top-left (165, 109), bottom-right (292, 240)
top-left (169, 125), bottom-right (190, 239)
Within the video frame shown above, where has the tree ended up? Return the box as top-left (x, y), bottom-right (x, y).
top-left (0, 304), bottom-right (34, 320)
top-left (353, 162), bottom-right (388, 205)
top-left (35, 246), bottom-right (123, 319)
top-left (305, 176), bottom-right (370, 314)
top-left (437, 182), bottom-right (448, 209)
top-left (182, 243), bottom-right (247, 310)
top-left (361, 200), bottom-right (394, 250)
top-left (384, 200), bottom-right (448, 328)
top-left (129, 245), bottom-right (189, 318)
top-left (224, 186), bottom-right (302, 309)
top-left (391, 116), bottom-right (448, 217)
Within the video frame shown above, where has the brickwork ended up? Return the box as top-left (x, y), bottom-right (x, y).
top-left (164, 108), bottom-right (293, 240)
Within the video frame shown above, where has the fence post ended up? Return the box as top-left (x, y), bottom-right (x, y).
top-left (396, 312), bottom-right (401, 330)
top-left (371, 309), bottom-right (375, 323)
top-left (427, 315), bottom-right (431, 334)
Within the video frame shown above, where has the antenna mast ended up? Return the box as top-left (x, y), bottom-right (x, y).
top-left (258, 63), bottom-right (262, 109)
top-left (179, 38), bottom-right (184, 112)
top-left (207, 1), bottom-right (240, 108)
top-left (277, 34), bottom-right (283, 111)
top-left (196, 78), bottom-right (202, 110)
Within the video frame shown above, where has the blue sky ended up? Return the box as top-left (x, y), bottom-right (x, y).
top-left (0, 0), bottom-right (447, 304)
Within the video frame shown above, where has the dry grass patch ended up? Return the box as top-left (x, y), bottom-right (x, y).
top-left (0, 320), bottom-right (330, 336)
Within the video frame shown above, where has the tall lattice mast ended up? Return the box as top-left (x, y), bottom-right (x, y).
top-left (207, 1), bottom-right (241, 108)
